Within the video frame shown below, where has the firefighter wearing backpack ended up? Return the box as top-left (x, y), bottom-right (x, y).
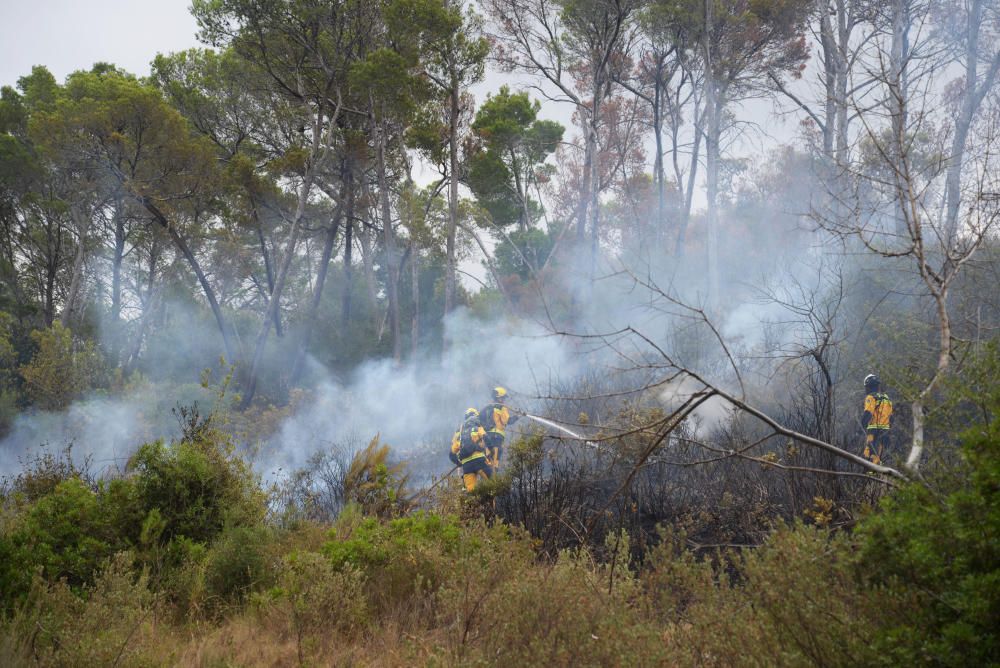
top-left (450, 408), bottom-right (491, 492)
top-left (862, 374), bottom-right (893, 465)
top-left (479, 386), bottom-right (519, 470)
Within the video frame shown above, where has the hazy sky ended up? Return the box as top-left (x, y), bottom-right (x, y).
top-left (0, 0), bottom-right (200, 88)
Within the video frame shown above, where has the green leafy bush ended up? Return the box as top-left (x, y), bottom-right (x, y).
top-left (259, 550), bottom-right (369, 662)
top-left (857, 396), bottom-right (1000, 665)
top-left (324, 509), bottom-right (464, 609)
top-left (5, 478), bottom-right (116, 593)
top-left (1, 552), bottom-right (155, 666)
top-left (18, 321), bottom-right (103, 410)
top-left (202, 525), bottom-right (277, 609)
top-left (127, 433), bottom-right (265, 549)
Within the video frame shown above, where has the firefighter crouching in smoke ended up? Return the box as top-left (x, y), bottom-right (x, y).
top-left (862, 374), bottom-right (893, 465)
top-left (449, 408), bottom-right (492, 492)
top-left (479, 386), bottom-right (519, 470)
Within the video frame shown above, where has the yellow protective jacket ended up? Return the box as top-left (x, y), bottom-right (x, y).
top-left (863, 392), bottom-right (893, 431)
top-left (479, 403), bottom-right (518, 436)
top-left (451, 417), bottom-right (487, 464)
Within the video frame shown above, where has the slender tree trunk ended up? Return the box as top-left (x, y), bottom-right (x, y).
top-left (140, 199), bottom-right (237, 363)
top-left (255, 204), bottom-right (284, 338)
top-left (511, 151), bottom-right (531, 233)
top-left (410, 242), bottom-right (419, 358)
top-left (444, 82), bottom-right (460, 345)
top-left (358, 200), bottom-right (382, 336)
top-left (834, 0), bottom-right (850, 165)
top-left (704, 95), bottom-right (721, 306)
top-left (577, 112), bottom-right (594, 246)
top-left (291, 204), bottom-right (343, 384)
top-left (341, 169), bottom-right (356, 338)
top-left (673, 95), bottom-right (702, 258)
top-left (889, 0), bottom-right (911, 240)
top-left (111, 198), bottom-right (125, 323)
top-left (240, 173), bottom-right (314, 408)
top-left (376, 120), bottom-right (402, 363)
top-left (652, 64), bottom-right (665, 243)
top-left (588, 85), bottom-right (602, 276)
top-left (819, 10), bottom-right (837, 160)
top-left (124, 233), bottom-right (160, 375)
top-left (61, 206), bottom-right (89, 327)
top-left (703, 0), bottom-right (721, 306)
top-left (43, 219), bottom-right (60, 326)
top-left (943, 0), bottom-right (1000, 248)
top-left (908, 286), bottom-right (951, 469)
top-left (109, 197), bottom-right (127, 364)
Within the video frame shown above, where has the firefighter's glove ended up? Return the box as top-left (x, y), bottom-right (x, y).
top-left (449, 452), bottom-right (461, 467)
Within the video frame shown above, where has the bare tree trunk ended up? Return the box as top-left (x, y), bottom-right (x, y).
top-left (410, 242), bottom-right (419, 357)
top-left (444, 83), bottom-right (459, 342)
top-left (704, 93), bottom-right (721, 306)
top-left (577, 112), bottom-right (594, 246)
top-left (376, 121), bottom-right (402, 363)
top-left (240, 171), bottom-right (314, 408)
top-left (652, 63), bottom-right (665, 243)
top-left (673, 95), bottom-right (702, 257)
top-left (889, 0), bottom-right (911, 240)
top-left (834, 0), bottom-right (850, 165)
top-left (124, 233), bottom-right (160, 375)
top-left (291, 204), bottom-right (343, 384)
top-left (908, 286), bottom-right (951, 469)
top-left (61, 206), bottom-right (89, 327)
top-left (588, 87), bottom-right (602, 276)
top-left (341, 169), bottom-right (356, 339)
top-left (819, 9), bottom-right (837, 160)
top-left (139, 199), bottom-right (237, 364)
top-left (254, 202), bottom-right (284, 338)
top-left (701, 0), bottom-right (723, 306)
top-left (943, 0), bottom-right (1000, 248)
top-left (358, 200), bottom-right (382, 336)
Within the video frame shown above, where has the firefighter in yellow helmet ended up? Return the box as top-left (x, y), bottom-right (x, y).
top-left (862, 374), bottom-right (893, 465)
top-left (449, 407), bottom-right (491, 492)
top-left (479, 386), bottom-right (519, 470)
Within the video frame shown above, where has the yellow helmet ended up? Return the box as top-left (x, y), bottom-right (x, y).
top-left (493, 386), bottom-right (508, 401)
top-left (464, 407), bottom-right (479, 419)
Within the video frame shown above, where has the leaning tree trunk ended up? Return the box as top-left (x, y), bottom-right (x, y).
top-left (291, 203), bottom-right (343, 384)
top-left (139, 198), bottom-right (237, 364)
top-left (240, 175), bottom-right (312, 408)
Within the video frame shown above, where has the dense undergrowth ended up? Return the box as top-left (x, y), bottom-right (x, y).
top-left (0, 375), bottom-right (997, 667)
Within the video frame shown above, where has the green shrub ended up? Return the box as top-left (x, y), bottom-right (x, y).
top-left (257, 550), bottom-right (369, 663)
top-left (323, 509), bottom-right (463, 609)
top-left (18, 321), bottom-right (103, 410)
top-left (127, 433), bottom-right (265, 550)
top-left (203, 525), bottom-right (277, 609)
top-left (856, 402), bottom-right (1000, 665)
top-left (1, 552), bottom-right (155, 666)
top-left (8, 478), bottom-right (116, 592)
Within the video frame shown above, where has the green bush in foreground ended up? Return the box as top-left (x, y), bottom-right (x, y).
top-left (858, 404), bottom-right (1000, 664)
